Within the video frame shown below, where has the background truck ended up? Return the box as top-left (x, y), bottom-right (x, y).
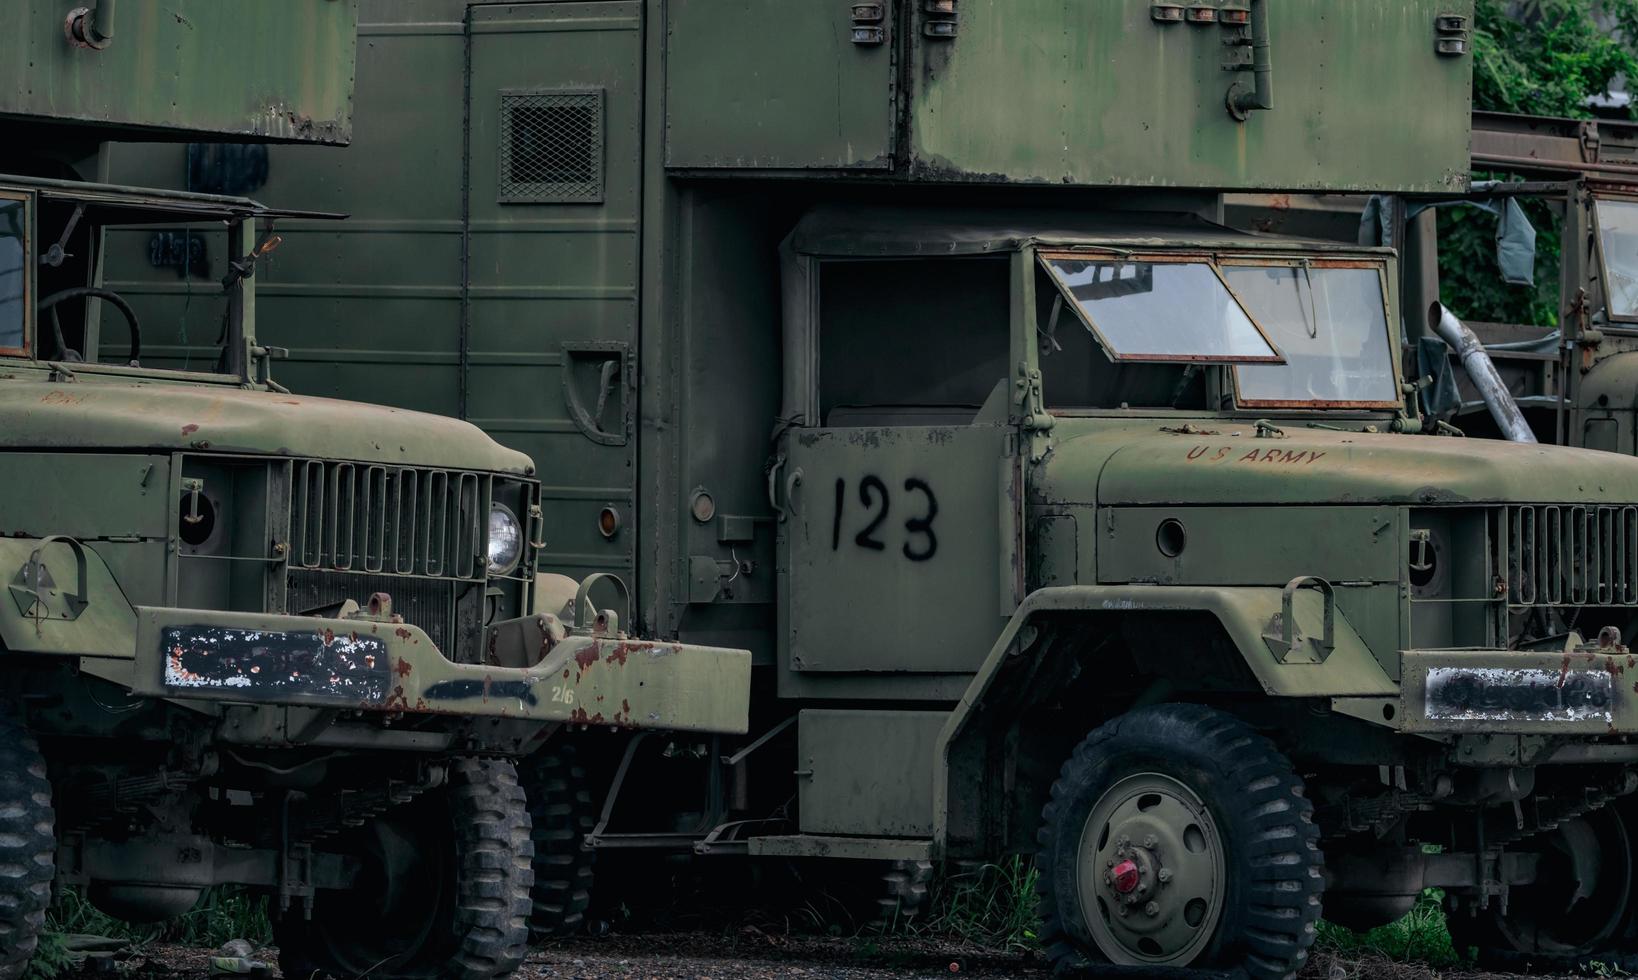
top-left (0, 5), bottom-right (749, 980)
top-left (107, 1), bottom-right (1638, 976)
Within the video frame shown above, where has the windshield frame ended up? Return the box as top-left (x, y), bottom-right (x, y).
top-left (0, 189), bottom-right (31, 358)
top-left (1222, 255), bottom-right (1403, 410)
top-left (1036, 249), bottom-right (1287, 365)
top-left (1593, 194), bottom-right (1638, 328)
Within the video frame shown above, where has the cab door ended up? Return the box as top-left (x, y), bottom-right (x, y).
top-left (776, 253), bottom-right (1023, 679)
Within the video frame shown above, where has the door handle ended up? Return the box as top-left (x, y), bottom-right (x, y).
top-left (784, 467), bottom-right (804, 517)
top-left (768, 456), bottom-right (787, 522)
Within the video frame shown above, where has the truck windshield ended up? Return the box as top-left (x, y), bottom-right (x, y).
top-left (1038, 254), bottom-right (1283, 363)
top-left (1597, 198), bottom-right (1638, 319)
top-left (0, 195), bottom-right (24, 354)
top-left (1223, 262), bottom-right (1399, 408)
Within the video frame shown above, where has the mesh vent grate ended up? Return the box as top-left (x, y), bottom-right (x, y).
top-left (498, 89), bottom-right (605, 204)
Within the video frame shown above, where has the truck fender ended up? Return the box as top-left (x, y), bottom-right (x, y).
top-left (0, 535), bottom-right (137, 659)
top-left (932, 584), bottom-right (1396, 854)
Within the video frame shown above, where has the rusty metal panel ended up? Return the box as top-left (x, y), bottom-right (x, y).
top-left (664, 0), bottom-right (896, 169)
top-left (0, 0), bottom-right (357, 144)
top-left (906, 0), bottom-right (1472, 192)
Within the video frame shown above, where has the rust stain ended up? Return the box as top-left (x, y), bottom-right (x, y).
top-left (394, 627), bottom-right (413, 641)
top-left (574, 646), bottom-right (599, 676)
top-left (394, 658), bottom-right (413, 678)
top-left (321, 628), bottom-right (334, 647)
top-left (605, 642), bottom-right (633, 667)
top-left (181, 423), bottom-right (199, 436)
top-left (1559, 654), bottom-right (1572, 689)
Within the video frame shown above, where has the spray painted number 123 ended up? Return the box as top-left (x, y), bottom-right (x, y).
top-left (830, 477), bottom-right (938, 561)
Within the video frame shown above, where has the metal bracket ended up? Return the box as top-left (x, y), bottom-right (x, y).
top-left (561, 342), bottom-right (631, 447)
top-left (573, 571), bottom-right (630, 635)
top-left (1264, 575), bottom-right (1335, 664)
top-left (10, 536), bottom-right (90, 626)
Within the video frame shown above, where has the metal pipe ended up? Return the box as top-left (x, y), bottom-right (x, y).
top-left (65, 0), bottom-right (115, 49)
top-left (1427, 302), bottom-right (1537, 443)
top-left (1229, 0), bottom-right (1273, 117)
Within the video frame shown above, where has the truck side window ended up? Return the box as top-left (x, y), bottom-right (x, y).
top-left (818, 257), bottom-right (1009, 426)
top-left (1035, 265), bottom-right (1208, 410)
top-left (0, 197), bottom-right (24, 354)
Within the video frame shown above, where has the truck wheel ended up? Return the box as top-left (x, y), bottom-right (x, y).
top-left (519, 747), bottom-right (595, 938)
top-left (878, 859), bottom-right (933, 922)
top-left (1036, 704), bottom-right (1323, 980)
top-left (274, 759), bottom-right (534, 980)
top-left (1447, 806), bottom-right (1638, 972)
top-left (0, 721), bottom-right (54, 980)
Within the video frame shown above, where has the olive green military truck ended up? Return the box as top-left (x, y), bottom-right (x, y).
top-left (108, 1), bottom-right (1638, 976)
top-left (0, 5), bottom-right (749, 980)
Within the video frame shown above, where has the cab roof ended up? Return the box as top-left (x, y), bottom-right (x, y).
top-left (0, 174), bottom-right (344, 225)
top-left (785, 205), bottom-right (1391, 258)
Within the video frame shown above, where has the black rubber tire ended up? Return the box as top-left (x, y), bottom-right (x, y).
top-left (878, 860), bottom-right (933, 923)
top-left (1035, 704), bottom-right (1324, 980)
top-left (0, 721), bottom-right (54, 980)
top-left (275, 759), bottom-right (534, 980)
top-left (518, 747), bottom-right (595, 939)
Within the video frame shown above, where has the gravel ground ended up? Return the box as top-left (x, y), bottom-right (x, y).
top-left (132, 937), bottom-right (1594, 980)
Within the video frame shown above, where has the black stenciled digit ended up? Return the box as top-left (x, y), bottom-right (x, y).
top-left (855, 475), bottom-right (889, 551)
top-left (902, 478), bottom-right (938, 561)
top-left (831, 477), bottom-right (846, 551)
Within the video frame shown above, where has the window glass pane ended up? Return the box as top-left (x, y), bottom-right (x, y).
top-left (1598, 199), bottom-right (1638, 318)
top-left (1226, 265), bottom-right (1398, 405)
top-left (1040, 256), bottom-right (1280, 363)
top-left (0, 198), bottom-right (23, 353)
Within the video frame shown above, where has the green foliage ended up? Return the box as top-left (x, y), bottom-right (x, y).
top-left (1474, 0), bottom-right (1638, 118)
top-left (40, 885), bottom-right (272, 952)
top-left (913, 858), bottom-right (1040, 952)
top-left (1442, 0), bottom-right (1638, 326)
top-left (20, 932), bottom-right (74, 980)
top-left (1435, 190), bottom-right (1564, 327)
top-left (1315, 890), bottom-right (1461, 968)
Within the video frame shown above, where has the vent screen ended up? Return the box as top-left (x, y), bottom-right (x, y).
top-left (498, 89), bottom-right (605, 204)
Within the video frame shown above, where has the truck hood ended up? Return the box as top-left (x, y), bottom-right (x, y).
top-left (1038, 425), bottom-right (1638, 506)
top-left (0, 380), bottom-right (533, 475)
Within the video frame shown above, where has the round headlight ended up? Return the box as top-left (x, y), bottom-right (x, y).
top-left (487, 502), bottom-right (523, 576)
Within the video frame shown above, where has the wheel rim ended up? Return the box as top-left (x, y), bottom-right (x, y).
top-left (1076, 772), bottom-right (1225, 967)
top-left (1492, 808), bottom-right (1633, 955)
top-left (305, 807), bottom-right (452, 975)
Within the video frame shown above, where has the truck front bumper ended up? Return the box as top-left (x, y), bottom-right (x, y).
top-left (128, 606), bottom-right (750, 735)
top-left (1337, 646), bottom-right (1636, 737)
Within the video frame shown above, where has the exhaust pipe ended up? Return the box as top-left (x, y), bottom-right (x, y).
top-left (1427, 302), bottom-right (1536, 443)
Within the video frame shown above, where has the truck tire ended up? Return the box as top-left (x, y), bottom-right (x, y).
top-left (519, 747), bottom-right (595, 938)
top-left (1446, 804), bottom-right (1638, 972)
top-left (1036, 704), bottom-right (1323, 980)
top-left (0, 721), bottom-right (54, 980)
top-left (878, 859), bottom-right (933, 923)
top-left (275, 759), bottom-right (534, 980)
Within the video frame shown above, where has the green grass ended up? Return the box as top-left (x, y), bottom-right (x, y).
top-left (910, 857), bottom-right (1041, 952)
top-left (26, 886), bottom-right (274, 979)
top-left (1314, 890), bottom-right (1462, 968)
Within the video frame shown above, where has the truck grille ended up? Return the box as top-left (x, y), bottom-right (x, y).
top-left (287, 569), bottom-right (462, 655)
top-left (289, 460), bottom-right (489, 581)
top-left (1493, 505), bottom-right (1638, 606)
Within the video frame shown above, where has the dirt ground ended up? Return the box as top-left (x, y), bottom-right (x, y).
top-left (137, 936), bottom-right (1590, 980)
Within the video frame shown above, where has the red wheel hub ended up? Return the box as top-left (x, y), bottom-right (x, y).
top-left (1111, 859), bottom-right (1140, 894)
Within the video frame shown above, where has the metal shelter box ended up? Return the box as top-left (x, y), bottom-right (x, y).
top-left (664, 0), bottom-right (1474, 191)
top-left (0, 0), bottom-right (358, 144)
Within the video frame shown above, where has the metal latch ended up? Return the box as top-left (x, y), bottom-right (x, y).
top-left (851, 3), bottom-right (885, 44)
top-left (1434, 13), bottom-right (1468, 56)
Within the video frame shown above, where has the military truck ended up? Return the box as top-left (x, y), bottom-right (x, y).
top-left (109, 1), bottom-right (1638, 975)
top-left (0, 5), bottom-right (749, 980)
